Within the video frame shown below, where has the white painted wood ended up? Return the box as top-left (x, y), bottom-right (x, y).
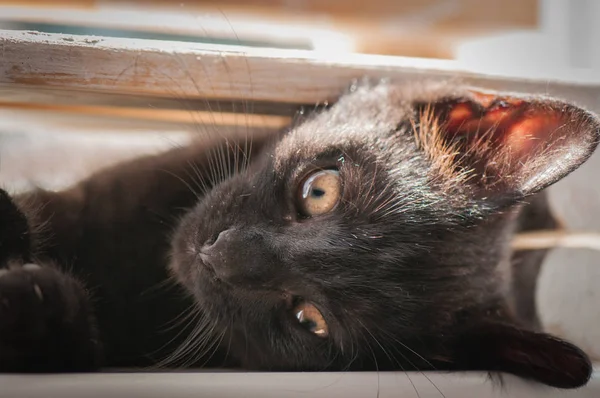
top-left (2, 29), bottom-right (600, 109)
top-left (0, 4), bottom-right (326, 50)
top-left (0, 370), bottom-right (599, 398)
top-left (512, 230), bottom-right (600, 252)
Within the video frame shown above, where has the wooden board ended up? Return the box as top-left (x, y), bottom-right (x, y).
top-left (1, 370), bottom-right (600, 398)
top-left (0, 4), bottom-right (319, 51)
top-left (2, 29), bottom-right (600, 112)
top-left (0, 0), bottom-right (538, 58)
top-left (0, 0), bottom-right (538, 29)
top-left (0, 101), bottom-right (291, 128)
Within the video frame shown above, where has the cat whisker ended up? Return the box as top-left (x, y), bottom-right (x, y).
top-left (152, 315), bottom-right (207, 369)
top-left (360, 160), bottom-right (382, 211)
top-left (213, 10), bottom-right (257, 180)
top-left (392, 345), bottom-right (445, 398)
top-left (177, 322), bottom-right (219, 369)
top-left (222, 317), bottom-right (235, 366)
top-left (182, 166), bottom-right (206, 197)
top-left (168, 315), bottom-right (220, 369)
top-left (138, 273), bottom-right (182, 299)
top-left (336, 317), bottom-right (360, 370)
top-left (357, 319), bottom-right (424, 398)
top-left (196, 328), bottom-right (228, 369)
top-left (160, 50), bottom-right (255, 193)
top-left (357, 330), bottom-right (382, 398)
top-left (160, 168), bottom-right (202, 199)
top-left (219, 138), bottom-right (230, 182)
top-left (208, 148), bottom-right (219, 186)
top-left (148, 324), bottom-right (199, 370)
top-left (144, 307), bottom-right (203, 368)
top-left (209, 144), bottom-right (224, 186)
top-left (341, 339), bottom-right (360, 372)
top-left (162, 308), bottom-right (222, 369)
top-left (157, 301), bottom-right (203, 335)
top-left (186, 159), bottom-right (212, 196)
top-left (241, 308), bottom-right (250, 365)
top-left (380, 331), bottom-right (446, 398)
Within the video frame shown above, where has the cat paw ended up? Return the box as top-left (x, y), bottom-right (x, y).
top-left (0, 261), bottom-right (100, 372)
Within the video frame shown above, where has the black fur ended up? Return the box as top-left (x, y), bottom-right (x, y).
top-left (0, 80), bottom-right (598, 389)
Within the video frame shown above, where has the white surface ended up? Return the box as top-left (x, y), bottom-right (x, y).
top-left (456, 0), bottom-right (600, 83)
top-left (1, 370), bottom-right (599, 398)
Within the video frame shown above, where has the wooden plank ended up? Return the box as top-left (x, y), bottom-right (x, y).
top-left (0, 1), bottom-right (538, 58)
top-left (167, 0), bottom-right (538, 29)
top-left (0, 0), bottom-right (538, 29)
top-left (0, 371), bottom-right (599, 398)
top-left (2, 30), bottom-right (600, 110)
top-left (0, 5), bottom-right (318, 51)
top-left (0, 101), bottom-right (290, 128)
top-left (0, 107), bottom-right (196, 133)
top-left (0, 86), bottom-right (301, 115)
top-left (0, 4), bottom-right (454, 59)
top-left (0, 85), bottom-right (297, 129)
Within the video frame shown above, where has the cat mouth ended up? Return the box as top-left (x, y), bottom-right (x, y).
top-left (197, 253), bottom-right (220, 280)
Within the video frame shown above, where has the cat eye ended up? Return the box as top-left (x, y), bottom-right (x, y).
top-left (294, 300), bottom-right (329, 337)
top-left (297, 169), bottom-right (341, 217)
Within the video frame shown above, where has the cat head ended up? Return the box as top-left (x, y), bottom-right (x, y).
top-left (170, 80), bottom-right (599, 388)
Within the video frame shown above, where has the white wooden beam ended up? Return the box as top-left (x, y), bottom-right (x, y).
top-left (2, 30), bottom-right (600, 110)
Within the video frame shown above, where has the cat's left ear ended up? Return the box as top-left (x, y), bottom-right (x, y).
top-left (415, 89), bottom-right (600, 204)
top-left (448, 322), bottom-right (592, 389)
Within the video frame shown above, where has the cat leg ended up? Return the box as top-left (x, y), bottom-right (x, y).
top-left (0, 190), bottom-right (101, 372)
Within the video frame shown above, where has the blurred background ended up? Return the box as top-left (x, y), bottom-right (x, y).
top-left (1, 0), bottom-right (541, 58)
top-left (1, 0), bottom-right (598, 80)
top-left (0, 0), bottom-right (599, 367)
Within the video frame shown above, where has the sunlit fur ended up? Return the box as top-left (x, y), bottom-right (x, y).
top-left (169, 80), bottom-right (599, 387)
top-left (1, 80), bottom-right (598, 390)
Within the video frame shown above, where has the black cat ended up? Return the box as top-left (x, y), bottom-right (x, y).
top-left (0, 80), bottom-right (598, 389)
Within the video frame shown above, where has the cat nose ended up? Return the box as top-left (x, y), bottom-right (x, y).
top-left (204, 229), bottom-right (233, 249)
top-left (198, 228), bottom-right (275, 285)
top-left (199, 229), bottom-right (235, 278)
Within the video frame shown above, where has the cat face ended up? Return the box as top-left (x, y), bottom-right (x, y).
top-left (170, 80), bottom-right (600, 388)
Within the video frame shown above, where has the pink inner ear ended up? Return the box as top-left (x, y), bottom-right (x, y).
top-left (421, 88), bottom-right (599, 197)
top-left (506, 114), bottom-right (562, 153)
top-left (445, 91), bottom-right (562, 160)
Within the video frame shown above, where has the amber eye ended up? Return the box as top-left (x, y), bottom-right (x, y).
top-left (294, 301), bottom-right (329, 337)
top-left (297, 169), bottom-right (341, 217)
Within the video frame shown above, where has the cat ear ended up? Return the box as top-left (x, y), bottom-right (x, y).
top-left (451, 322), bottom-right (592, 389)
top-left (414, 89), bottom-right (600, 204)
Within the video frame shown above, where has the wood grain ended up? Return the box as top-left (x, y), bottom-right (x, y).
top-left (2, 30), bottom-right (600, 111)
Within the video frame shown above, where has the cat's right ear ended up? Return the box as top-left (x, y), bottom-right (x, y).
top-left (413, 89), bottom-right (600, 206)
